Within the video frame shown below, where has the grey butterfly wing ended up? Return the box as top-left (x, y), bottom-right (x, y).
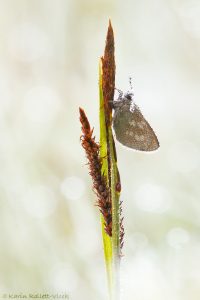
top-left (113, 105), bottom-right (159, 151)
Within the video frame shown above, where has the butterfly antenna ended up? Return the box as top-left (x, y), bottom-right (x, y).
top-left (129, 76), bottom-right (133, 91)
top-left (127, 76), bottom-right (134, 100)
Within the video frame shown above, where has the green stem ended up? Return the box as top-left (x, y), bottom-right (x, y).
top-left (99, 61), bottom-right (120, 300)
top-left (99, 62), bottom-right (113, 299)
top-left (109, 128), bottom-right (120, 300)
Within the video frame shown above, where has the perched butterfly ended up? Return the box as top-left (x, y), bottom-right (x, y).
top-left (112, 89), bottom-right (159, 151)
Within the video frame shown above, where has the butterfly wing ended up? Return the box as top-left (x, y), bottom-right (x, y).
top-left (113, 105), bottom-right (159, 151)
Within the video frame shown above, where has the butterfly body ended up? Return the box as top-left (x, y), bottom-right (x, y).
top-left (112, 93), bottom-right (159, 151)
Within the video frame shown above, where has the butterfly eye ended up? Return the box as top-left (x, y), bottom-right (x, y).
top-left (124, 92), bottom-right (133, 100)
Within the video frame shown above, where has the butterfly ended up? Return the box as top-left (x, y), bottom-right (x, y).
top-left (112, 90), bottom-right (159, 151)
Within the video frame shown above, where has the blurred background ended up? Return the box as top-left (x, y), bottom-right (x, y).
top-left (0, 0), bottom-right (200, 299)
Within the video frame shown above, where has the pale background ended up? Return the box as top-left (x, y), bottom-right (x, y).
top-left (0, 1), bottom-right (200, 299)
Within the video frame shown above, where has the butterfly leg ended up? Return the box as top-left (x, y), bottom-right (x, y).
top-left (111, 99), bottom-right (124, 109)
top-left (115, 88), bottom-right (123, 99)
top-left (109, 99), bottom-right (124, 109)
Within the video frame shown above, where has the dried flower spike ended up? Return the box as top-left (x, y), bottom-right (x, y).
top-left (79, 107), bottom-right (112, 236)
